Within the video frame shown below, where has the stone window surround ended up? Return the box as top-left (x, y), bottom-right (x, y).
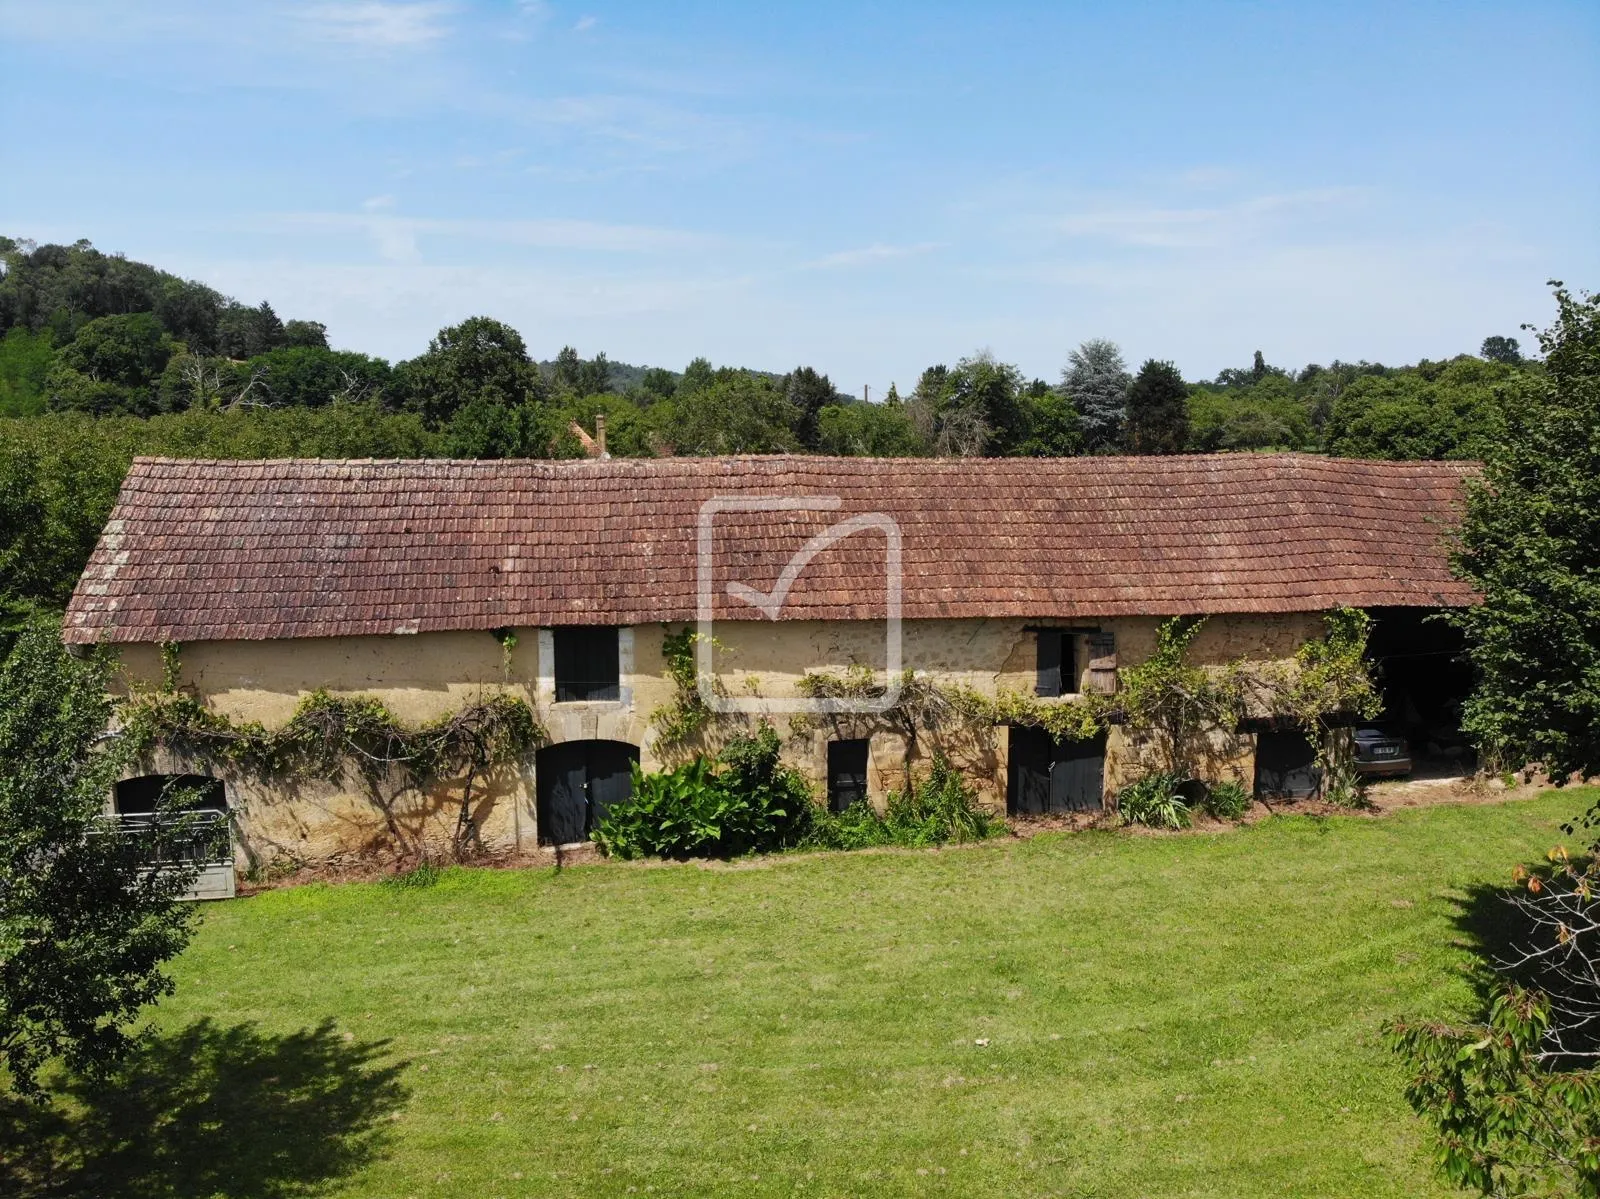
top-left (537, 626), bottom-right (635, 710)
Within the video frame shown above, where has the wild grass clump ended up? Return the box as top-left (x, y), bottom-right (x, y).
top-left (805, 756), bottom-right (1001, 850)
top-left (1116, 772), bottom-right (1191, 830)
top-left (1201, 779), bottom-right (1253, 821)
top-left (381, 861), bottom-right (444, 890)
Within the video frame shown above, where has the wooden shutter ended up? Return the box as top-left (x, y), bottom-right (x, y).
top-left (1035, 631), bottom-right (1064, 697)
top-left (1084, 631), bottom-right (1118, 695)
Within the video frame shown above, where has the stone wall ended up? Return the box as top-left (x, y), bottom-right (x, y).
top-left (110, 611), bottom-right (1326, 867)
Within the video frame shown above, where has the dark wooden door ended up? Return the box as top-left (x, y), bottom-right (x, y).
top-left (1050, 735), bottom-right (1106, 811)
top-left (826, 739), bottom-right (870, 812)
top-left (585, 741), bottom-right (638, 828)
top-left (1008, 727), bottom-right (1105, 814)
top-left (1254, 729), bottom-right (1320, 799)
top-left (536, 740), bottom-right (639, 845)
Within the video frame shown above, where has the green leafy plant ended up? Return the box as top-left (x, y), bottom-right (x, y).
top-left (1201, 779), bottom-right (1252, 821)
top-left (1116, 772), bottom-right (1191, 830)
top-left (1389, 985), bottom-right (1600, 1197)
top-left (804, 755), bottom-right (1000, 850)
top-left (594, 724), bottom-right (814, 860)
top-left (381, 861), bottom-right (444, 890)
top-left (1, 623), bottom-right (198, 1098)
top-left (881, 756), bottom-right (1000, 846)
top-left (1449, 284), bottom-right (1600, 783)
top-left (1117, 618), bottom-right (1243, 780)
top-left (650, 628), bottom-right (719, 749)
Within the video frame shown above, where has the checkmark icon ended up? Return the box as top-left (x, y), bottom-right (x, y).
top-left (696, 496), bottom-right (903, 715)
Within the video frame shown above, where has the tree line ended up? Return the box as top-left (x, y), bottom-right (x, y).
top-left (0, 235), bottom-right (1544, 625)
top-left (3, 235), bottom-right (1535, 458)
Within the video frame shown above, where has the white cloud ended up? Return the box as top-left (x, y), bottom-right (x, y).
top-left (265, 211), bottom-right (716, 260)
top-left (803, 242), bottom-right (940, 270)
top-left (295, 2), bottom-right (455, 49)
top-left (573, 15), bottom-right (596, 32)
top-left (1052, 187), bottom-right (1371, 250)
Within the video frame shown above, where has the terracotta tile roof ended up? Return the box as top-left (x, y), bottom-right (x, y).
top-left (62, 454), bottom-right (1478, 644)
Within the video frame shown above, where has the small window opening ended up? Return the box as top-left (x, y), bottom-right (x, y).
top-left (553, 627), bottom-right (621, 702)
top-left (1035, 630), bottom-right (1077, 697)
top-left (114, 774), bottom-right (227, 814)
top-left (827, 739), bottom-right (870, 813)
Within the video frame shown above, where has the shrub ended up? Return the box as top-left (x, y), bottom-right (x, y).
top-left (1116, 772), bottom-right (1191, 830)
top-left (1201, 779), bottom-right (1252, 821)
top-left (806, 755), bottom-right (1000, 850)
top-left (593, 724), bottom-right (814, 860)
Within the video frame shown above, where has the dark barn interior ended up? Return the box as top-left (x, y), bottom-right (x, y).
top-left (1363, 606), bottom-right (1476, 774)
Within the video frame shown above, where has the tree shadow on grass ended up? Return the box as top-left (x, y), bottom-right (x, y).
top-left (1449, 876), bottom-right (1600, 1058)
top-left (0, 1018), bottom-right (408, 1198)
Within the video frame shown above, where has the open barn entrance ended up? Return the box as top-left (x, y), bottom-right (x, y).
top-left (536, 740), bottom-right (639, 846)
top-left (1365, 607), bottom-right (1476, 775)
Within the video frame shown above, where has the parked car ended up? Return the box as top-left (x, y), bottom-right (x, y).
top-left (1353, 726), bottom-right (1412, 778)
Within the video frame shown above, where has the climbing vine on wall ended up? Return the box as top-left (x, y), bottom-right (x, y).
top-left (776, 610), bottom-right (1381, 804)
top-left (650, 628), bottom-right (720, 749)
top-left (1242, 607), bottom-right (1383, 804)
top-left (120, 660), bottom-right (546, 853)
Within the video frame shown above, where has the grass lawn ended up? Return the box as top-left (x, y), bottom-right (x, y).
top-left (11, 789), bottom-right (1598, 1198)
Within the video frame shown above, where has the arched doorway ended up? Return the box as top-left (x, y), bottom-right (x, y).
top-left (535, 740), bottom-right (639, 846)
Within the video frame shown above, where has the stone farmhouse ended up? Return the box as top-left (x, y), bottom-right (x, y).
top-left (63, 453), bottom-right (1475, 875)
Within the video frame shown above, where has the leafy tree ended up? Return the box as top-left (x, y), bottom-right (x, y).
top-left (1450, 285), bottom-right (1600, 780)
top-left (442, 399), bottom-right (539, 459)
top-left (151, 278), bottom-right (226, 353)
top-left (814, 400), bottom-right (925, 457)
top-left (242, 346), bottom-right (392, 410)
top-left (550, 346), bottom-right (612, 398)
top-left (1015, 384), bottom-right (1083, 456)
top-left (395, 316), bottom-right (543, 428)
top-left (282, 319), bottom-right (329, 350)
top-left (44, 313), bottom-right (177, 416)
top-left (906, 352), bottom-right (1026, 456)
top-left (635, 367), bottom-right (677, 406)
top-left (1125, 359), bottom-right (1190, 455)
top-left (0, 327), bottom-right (54, 416)
top-left (541, 392), bottom-right (657, 460)
top-left (676, 356), bottom-right (716, 398)
top-left (55, 313), bottom-right (174, 391)
top-left (655, 372), bottom-right (798, 455)
top-left (154, 353), bottom-right (247, 412)
top-left (1326, 356), bottom-right (1520, 460)
top-left (1060, 338), bottom-right (1131, 453)
top-left (781, 366), bottom-right (841, 450)
top-left (1188, 375), bottom-right (1315, 451)
top-left (1482, 334), bottom-right (1524, 366)
top-left (215, 301), bottom-right (286, 359)
top-left (0, 623), bottom-right (197, 1098)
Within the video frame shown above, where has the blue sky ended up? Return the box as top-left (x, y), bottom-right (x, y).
top-left (2, 1), bottom-right (1596, 393)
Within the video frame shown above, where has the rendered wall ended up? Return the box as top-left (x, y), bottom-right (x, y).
top-left (111, 611), bottom-right (1325, 867)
